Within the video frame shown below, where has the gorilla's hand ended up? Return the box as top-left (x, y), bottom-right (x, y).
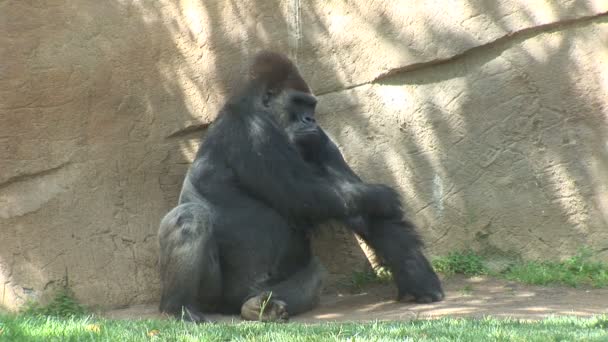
top-left (360, 184), bottom-right (403, 218)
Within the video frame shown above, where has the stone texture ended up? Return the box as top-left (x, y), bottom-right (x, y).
top-left (1, 0), bottom-right (607, 310)
top-left (316, 17), bottom-right (608, 261)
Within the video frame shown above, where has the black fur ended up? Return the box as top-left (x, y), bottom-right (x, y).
top-left (158, 51), bottom-right (402, 322)
top-left (293, 127), bottom-right (444, 303)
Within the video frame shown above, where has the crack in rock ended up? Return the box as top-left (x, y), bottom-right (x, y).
top-left (317, 11), bottom-right (608, 97)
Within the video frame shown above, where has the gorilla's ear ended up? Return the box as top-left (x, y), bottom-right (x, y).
top-left (250, 51), bottom-right (311, 94)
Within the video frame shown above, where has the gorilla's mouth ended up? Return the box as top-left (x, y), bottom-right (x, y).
top-left (294, 130), bottom-right (318, 137)
top-left (293, 130), bottom-right (320, 146)
top-left (294, 127), bottom-right (320, 137)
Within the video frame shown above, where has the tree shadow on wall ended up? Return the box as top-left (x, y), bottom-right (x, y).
top-left (301, 1), bottom-right (608, 263)
top-left (361, 2), bottom-right (608, 261)
top-left (143, 0), bottom-right (608, 291)
top-left (2, 0), bottom-right (608, 312)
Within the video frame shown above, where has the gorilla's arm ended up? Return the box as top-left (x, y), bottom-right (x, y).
top-left (219, 109), bottom-right (400, 222)
top-left (302, 129), bottom-right (362, 182)
top-left (296, 127), bottom-right (444, 303)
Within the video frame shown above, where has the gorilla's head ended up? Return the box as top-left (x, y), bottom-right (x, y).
top-left (248, 51), bottom-right (321, 145)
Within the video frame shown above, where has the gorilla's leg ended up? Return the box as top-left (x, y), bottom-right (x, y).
top-left (359, 218), bottom-right (444, 303)
top-left (240, 257), bottom-right (325, 322)
top-left (158, 203), bottom-right (222, 323)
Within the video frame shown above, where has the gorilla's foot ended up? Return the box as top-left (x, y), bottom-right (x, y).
top-left (241, 292), bottom-right (289, 322)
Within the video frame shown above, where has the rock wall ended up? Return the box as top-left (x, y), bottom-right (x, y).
top-left (1, 0), bottom-right (607, 309)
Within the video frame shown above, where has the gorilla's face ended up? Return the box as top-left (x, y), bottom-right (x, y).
top-left (288, 116), bottom-right (326, 165)
top-left (285, 91), bottom-right (320, 150)
top-left (265, 88), bottom-right (319, 139)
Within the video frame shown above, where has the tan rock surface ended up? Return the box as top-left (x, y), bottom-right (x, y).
top-left (1, 1), bottom-right (607, 310)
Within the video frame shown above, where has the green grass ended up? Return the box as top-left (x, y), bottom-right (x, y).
top-left (503, 250), bottom-right (608, 288)
top-left (0, 314), bottom-right (607, 341)
top-left (431, 249), bottom-right (608, 288)
top-left (343, 249), bottom-right (608, 290)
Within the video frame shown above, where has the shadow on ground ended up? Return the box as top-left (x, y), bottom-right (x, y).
top-left (105, 276), bottom-right (608, 322)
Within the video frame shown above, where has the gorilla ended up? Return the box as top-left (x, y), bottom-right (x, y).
top-left (158, 51), bottom-right (443, 323)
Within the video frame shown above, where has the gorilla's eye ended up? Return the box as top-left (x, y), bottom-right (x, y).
top-left (262, 89), bottom-right (277, 107)
top-left (291, 93), bottom-right (317, 108)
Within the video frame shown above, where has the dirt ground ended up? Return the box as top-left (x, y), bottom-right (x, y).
top-left (105, 276), bottom-right (608, 323)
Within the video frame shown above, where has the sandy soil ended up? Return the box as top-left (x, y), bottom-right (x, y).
top-left (105, 276), bottom-right (608, 323)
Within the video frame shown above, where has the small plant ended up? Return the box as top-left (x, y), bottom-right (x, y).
top-left (346, 267), bottom-right (393, 292)
top-left (21, 286), bottom-right (86, 317)
top-left (432, 250), bottom-right (488, 276)
top-left (460, 284), bottom-right (473, 296)
top-left (259, 291), bottom-right (273, 321)
top-left (374, 266), bottom-right (394, 283)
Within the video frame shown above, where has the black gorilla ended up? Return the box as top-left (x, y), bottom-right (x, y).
top-left (158, 51), bottom-right (405, 322)
top-left (290, 125), bottom-right (444, 304)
